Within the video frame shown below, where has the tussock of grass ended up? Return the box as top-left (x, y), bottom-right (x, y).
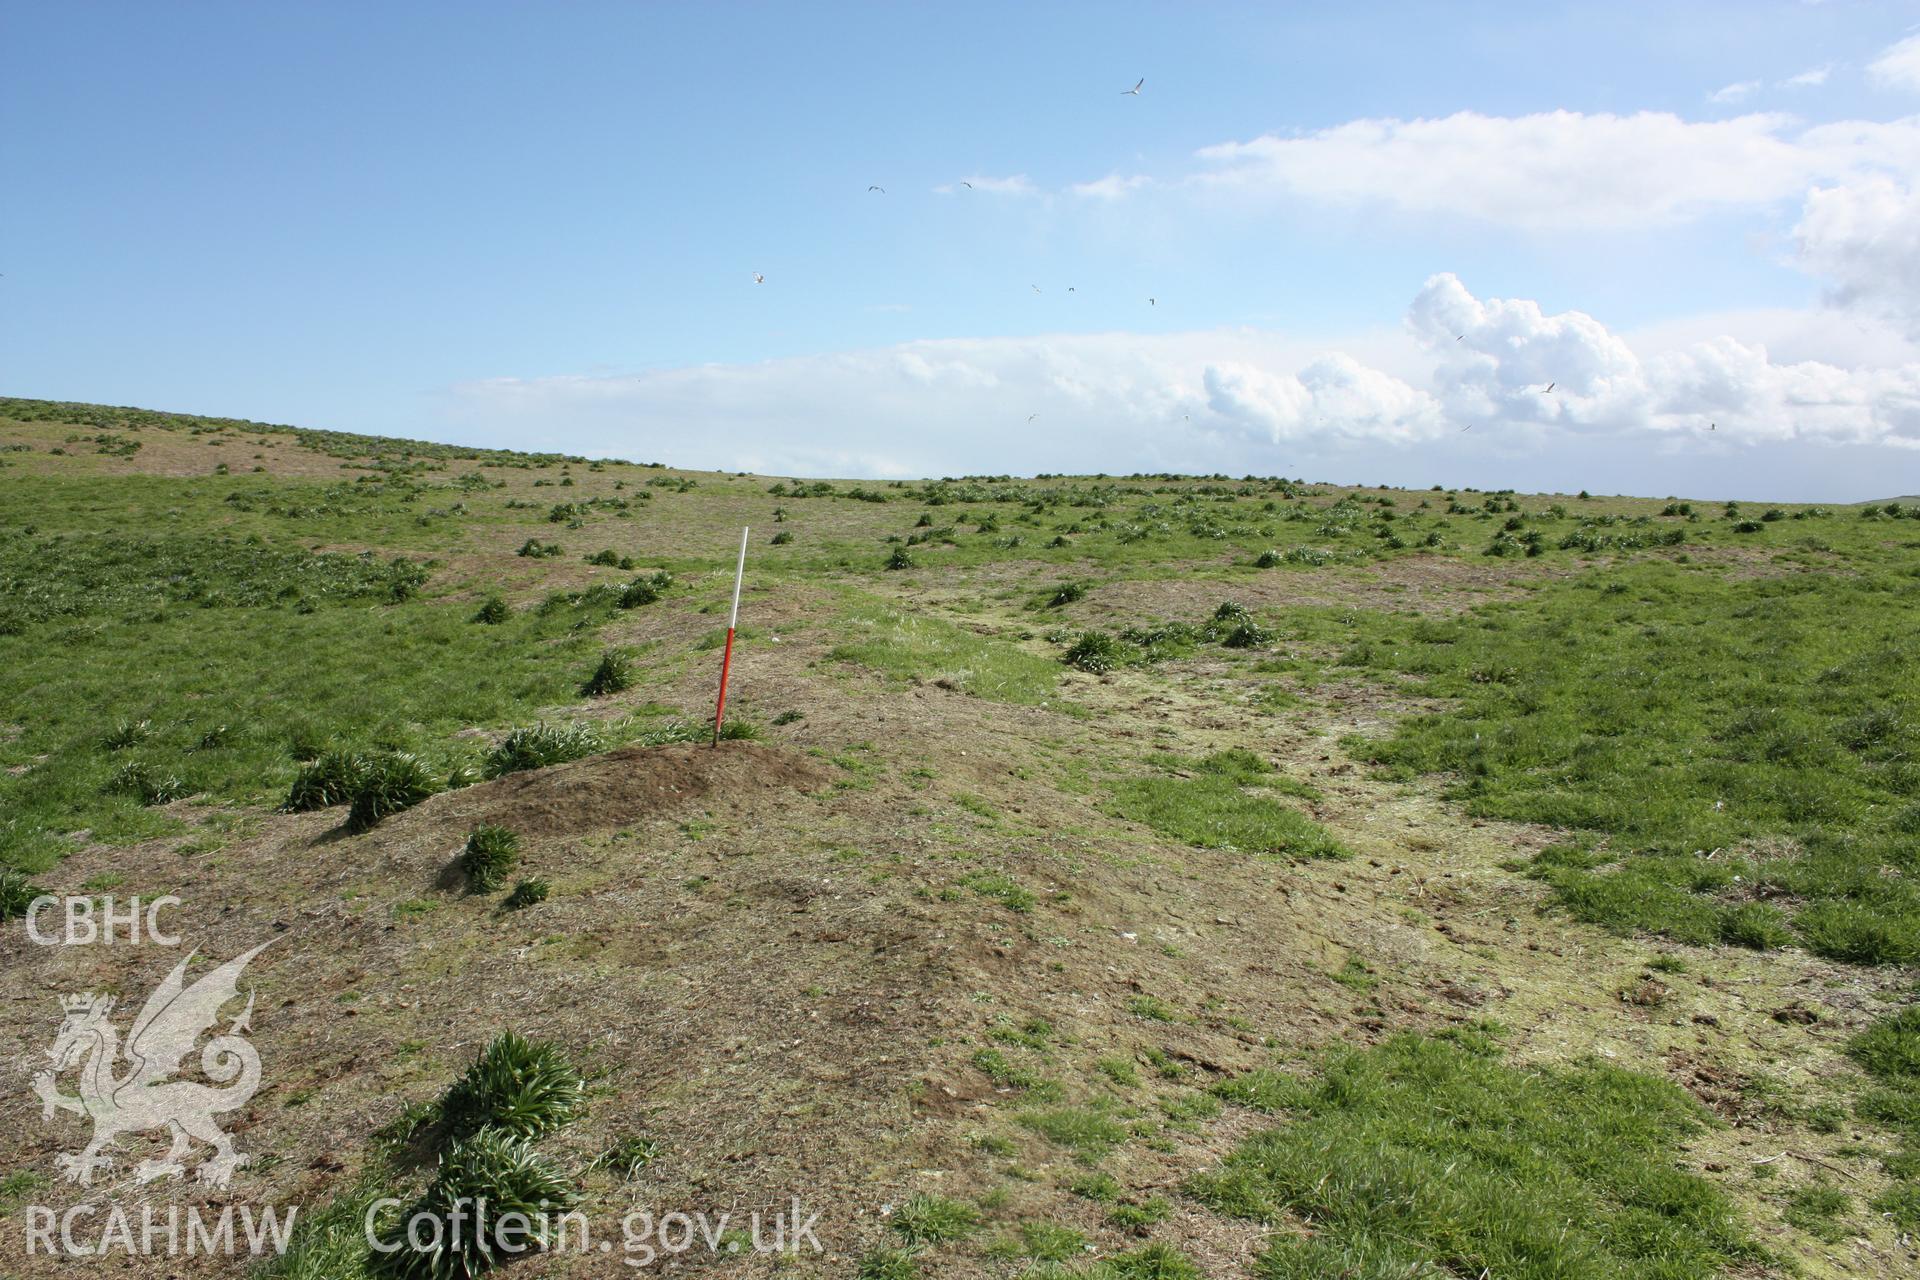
top-left (345, 752), bottom-right (436, 831)
top-left (486, 722), bottom-right (602, 776)
top-left (285, 749), bottom-right (369, 811)
top-left (439, 1032), bottom-right (585, 1142)
top-left (370, 1128), bottom-right (574, 1279)
top-left (891, 1193), bottom-right (978, 1243)
top-left (460, 824), bottom-right (520, 892)
top-left (581, 649), bottom-right (634, 696)
top-left (0, 866), bottom-right (45, 921)
top-left (1197, 1033), bottom-right (1756, 1280)
top-left (1848, 1007), bottom-right (1920, 1227)
top-left (502, 877), bottom-right (549, 910)
top-left (831, 606), bottom-right (1058, 704)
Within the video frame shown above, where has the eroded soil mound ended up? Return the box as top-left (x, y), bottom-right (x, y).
top-left (456, 739), bottom-right (833, 837)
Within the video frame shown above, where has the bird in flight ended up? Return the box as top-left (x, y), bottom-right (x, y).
top-left (1028, 414), bottom-right (1039, 423)
top-left (1122, 78), bottom-right (1144, 95)
top-left (1709, 422), bottom-right (1716, 431)
top-left (1067, 287), bottom-right (1076, 293)
top-left (752, 273), bottom-right (765, 285)
top-left (1539, 382), bottom-right (1555, 393)
top-left (1461, 424), bottom-right (1473, 432)
top-left (1148, 297), bottom-right (1156, 306)
top-left (1032, 284), bottom-right (1043, 294)
top-left (868, 185), bottom-right (885, 193)
top-left (1455, 334), bottom-right (1465, 341)
top-left (960, 181), bottom-right (973, 189)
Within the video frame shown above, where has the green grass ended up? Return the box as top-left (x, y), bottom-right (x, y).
top-left (1847, 1006), bottom-right (1920, 1228)
top-left (1108, 756), bottom-right (1347, 860)
top-left (0, 589), bottom-right (623, 871)
top-left (891, 1193), bottom-right (979, 1244)
top-left (1344, 559), bottom-right (1920, 963)
top-left (438, 1031), bottom-right (585, 1142)
top-left (830, 604), bottom-right (1060, 704)
top-left (1197, 1032), bottom-right (1756, 1280)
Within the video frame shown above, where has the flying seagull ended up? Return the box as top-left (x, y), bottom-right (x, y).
top-left (868, 185), bottom-right (885, 193)
top-left (1455, 334), bottom-right (1465, 341)
top-left (1709, 422), bottom-right (1716, 431)
top-left (1148, 297), bottom-right (1156, 306)
top-left (1122, 78), bottom-right (1143, 95)
top-left (752, 273), bottom-right (765, 285)
top-left (960, 181), bottom-right (973, 189)
top-left (1032, 284), bottom-right (1042, 293)
top-left (1540, 382), bottom-right (1555, 393)
top-left (1028, 414), bottom-right (1039, 423)
top-left (1067, 287), bottom-right (1076, 293)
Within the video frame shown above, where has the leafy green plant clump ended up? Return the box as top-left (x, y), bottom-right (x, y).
top-left (581, 649), bottom-right (634, 696)
top-left (460, 824), bottom-right (520, 892)
top-left (486, 723), bottom-right (602, 776)
top-left (439, 1031), bottom-right (585, 1142)
top-left (346, 752), bottom-right (436, 831)
top-left (502, 878), bottom-right (549, 911)
top-left (371, 1128), bottom-right (574, 1280)
top-left (286, 749), bottom-right (370, 811)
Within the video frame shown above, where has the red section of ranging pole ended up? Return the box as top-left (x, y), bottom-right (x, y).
top-left (712, 526), bottom-right (749, 746)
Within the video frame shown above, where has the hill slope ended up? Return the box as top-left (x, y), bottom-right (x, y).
top-left (1, 398), bottom-right (1916, 1278)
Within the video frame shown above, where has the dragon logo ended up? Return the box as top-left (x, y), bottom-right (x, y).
top-left (30, 941), bottom-right (271, 1188)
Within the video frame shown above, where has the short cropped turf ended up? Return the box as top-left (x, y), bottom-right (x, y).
top-left (829, 602), bottom-right (1060, 704)
top-left (1198, 1031), bottom-right (1759, 1280)
top-left (1109, 749), bottom-right (1346, 860)
top-left (1345, 558), bottom-right (1920, 963)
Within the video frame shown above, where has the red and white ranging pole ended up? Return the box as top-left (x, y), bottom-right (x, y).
top-left (711, 526), bottom-right (749, 746)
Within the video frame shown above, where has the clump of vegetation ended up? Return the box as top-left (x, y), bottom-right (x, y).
top-left (1047, 581), bottom-right (1087, 607)
top-left (591, 1134), bottom-right (660, 1180)
top-left (100, 718), bottom-right (152, 751)
top-left (885, 546), bottom-right (916, 570)
top-left (1, 867), bottom-right (46, 921)
top-left (487, 722), bottom-right (602, 776)
top-left (515, 537), bottom-right (563, 558)
top-left (770, 530), bottom-right (793, 545)
top-left (1064, 629), bottom-right (1131, 673)
top-left (502, 878), bottom-right (549, 911)
top-left (344, 753), bottom-right (435, 831)
top-left (371, 1128), bottom-right (574, 1279)
top-left (460, 824), bottom-right (520, 892)
top-left (618, 571), bottom-right (673, 608)
top-left (891, 1193), bottom-right (979, 1244)
top-left (285, 749), bottom-right (370, 811)
top-left (439, 1031), bottom-right (585, 1142)
top-left (471, 595), bottom-right (510, 625)
top-left (1196, 1032), bottom-right (1756, 1279)
top-left (107, 761), bottom-right (190, 806)
top-left (581, 649), bottom-right (634, 696)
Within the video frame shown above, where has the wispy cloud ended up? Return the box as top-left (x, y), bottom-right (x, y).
top-left (1708, 79), bottom-right (1762, 104)
top-left (1185, 110), bottom-right (1920, 230)
top-left (1069, 172), bottom-right (1152, 200)
top-left (1780, 63), bottom-right (1832, 89)
top-left (1869, 33), bottom-right (1920, 91)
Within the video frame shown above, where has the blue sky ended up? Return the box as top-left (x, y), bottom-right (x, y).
top-left (5, 2), bottom-right (1920, 498)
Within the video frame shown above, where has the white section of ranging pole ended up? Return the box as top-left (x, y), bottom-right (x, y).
top-left (729, 526), bottom-right (749, 628)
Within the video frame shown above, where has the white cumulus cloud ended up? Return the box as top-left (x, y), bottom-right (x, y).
top-left (1795, 178), bottom-right (1920, 336)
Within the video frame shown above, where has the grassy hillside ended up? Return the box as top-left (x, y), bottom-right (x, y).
top-left (1, 397), bottom-right (1916, 1279)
